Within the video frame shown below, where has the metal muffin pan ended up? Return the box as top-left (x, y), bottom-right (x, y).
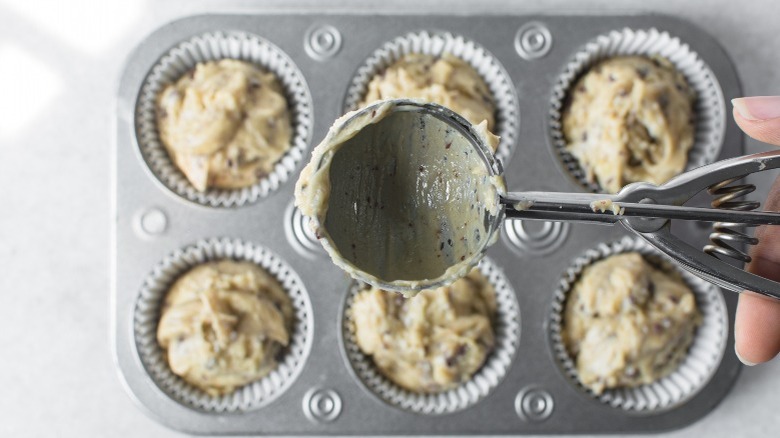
top-left (113, 12), bottom-right (743, 435)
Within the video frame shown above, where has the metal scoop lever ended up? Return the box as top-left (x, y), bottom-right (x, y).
top-left (503, 192), bottom-right (780, 226)
top-left (503, 149), bottom-right (780, 300)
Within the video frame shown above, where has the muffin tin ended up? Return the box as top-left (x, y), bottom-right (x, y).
top-left (113, 12), bottom-right (743, 435)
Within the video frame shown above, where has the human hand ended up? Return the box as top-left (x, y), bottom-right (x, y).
top-left (731, 96), bottom-right (780, 365)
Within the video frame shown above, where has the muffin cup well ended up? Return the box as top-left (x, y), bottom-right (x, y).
top-left (341, 256), bottom-right (520, 415)
top-left (548, 236), bottom-right (728, 413)
top-left (135, 31), bottom-right (313, 208)
top-left (343, 30), bottom-right (520, 167)
top-left (133, 237), bottom-right (313, 412)
top-left (548, 27), bottom-right (727, 193)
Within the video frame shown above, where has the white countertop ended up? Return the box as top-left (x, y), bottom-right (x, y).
top-left (1, 0), bottom-right (779, 436)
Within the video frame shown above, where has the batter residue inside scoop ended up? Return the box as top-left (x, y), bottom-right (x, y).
top-left (295, 101), bottom-right (504, 294)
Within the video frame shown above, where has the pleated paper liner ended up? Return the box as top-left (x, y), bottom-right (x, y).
top-left (133, 237), bottom-right (313, 412)
top-left (343, 30), bottom-right (520, 167)
top-left (342, 256), bottom-right (520, 415)
top-left (135, 31), bottom-right (313, 207)
top-left (549, 236), bottom-right (728, 413)
top-left (548, 28), bottom-right (726, 193)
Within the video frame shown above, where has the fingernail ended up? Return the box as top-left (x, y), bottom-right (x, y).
top-left (732, 304), bottom-right (755, 365)
top-left (734, 343), bottom-right (756, 366)
top-left (733, 96), bottom-right (780, 121)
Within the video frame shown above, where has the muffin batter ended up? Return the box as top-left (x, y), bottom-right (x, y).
top-left (294, 100), bottom-right (504, 295)
top-left (156, 59), bottom-right (293, 191)
top-left (350, 269), bottom-right (496, 393)
top-left (362, 53), bottom-right (497, 148)
top-left (563, 56), bottom-right (696, 193)
top-left (562, 252), bottom-right (701, 395)
top-left (157, 260), bottom-right (293, 396)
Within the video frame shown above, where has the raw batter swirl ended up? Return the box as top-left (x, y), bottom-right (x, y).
top-left (350, 269), bottom-right (496, 393)
top-left (362, 53), bottom-right (497, 145)
top-left (156, 59), bottom-right (292, 191)
top-left (563, 56), bottom-right (695, 193)
top-left (157, 261), bottom-right (293, 396)
top-left (562, 252), bottom-right (701, 394)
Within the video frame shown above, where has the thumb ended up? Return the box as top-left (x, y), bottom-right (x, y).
top-left (732, 98), bottom-right (780, 365)
top-left (735, 175), bottom-right (780, 365)
top-left (732, 96), bottom-right (780, 145)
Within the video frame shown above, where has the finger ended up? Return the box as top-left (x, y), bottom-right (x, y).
top-left (732, 96), bottom-right (780, 146)
top-left (735, 174), bottom-right (780, 364)
top-left (735, 294), bottom-right (780, 364)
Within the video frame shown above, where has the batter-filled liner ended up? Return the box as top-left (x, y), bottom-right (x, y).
top-left (549, 236), bottom-right (728, 413)
top-left (133, 237), bottom-right (313, 412)
top-left (135, 31), bottom-right (313, 208)
top-left (344, 30), bottom-right (519, 166)
top-left (548, 28), bottom-right (726, 193)
top-left (341, 256), bottom-right (520, 414)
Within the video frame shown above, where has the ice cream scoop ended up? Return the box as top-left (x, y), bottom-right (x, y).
top-left (295, 99), bottom-right (780, 300)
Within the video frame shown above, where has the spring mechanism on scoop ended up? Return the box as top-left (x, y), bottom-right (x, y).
top-left (703, 176), bottom-right (760, 263)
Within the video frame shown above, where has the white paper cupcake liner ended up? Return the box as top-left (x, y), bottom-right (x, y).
top-left (135, 31), bottom-right (313, 207)
top-left (342, 256), bottom-right (520, 415)
top-left (549, 236), bottom-right (728, 413)
top-left (343, 30), bottom-right (520, 166)
top-left (549, 28), bottom-right (727, 193)
top-left (133, 237), bottom-right (313, 412)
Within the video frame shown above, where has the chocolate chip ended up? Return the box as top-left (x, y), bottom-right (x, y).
top-left (658, 93), bottom-right (670, 110)
top-left (608, 74), bottom-right (616, 82)
top-left (636, 67), bottom-right (649, 79)
top-left (446, 344), bottom-right (468, 367)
